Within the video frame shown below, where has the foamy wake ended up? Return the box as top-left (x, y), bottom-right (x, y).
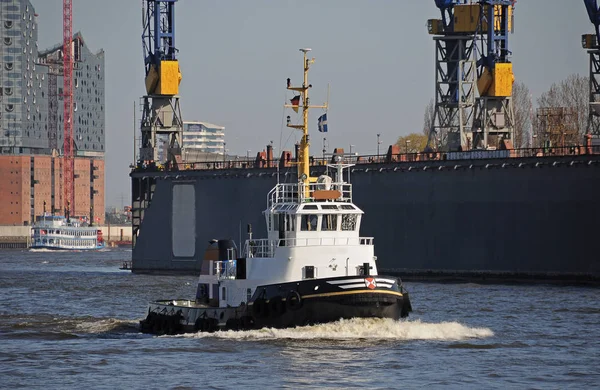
top-left (179, 318), bottom-right (494, 341)
top-left (75, 318), bottom-right (139, 334)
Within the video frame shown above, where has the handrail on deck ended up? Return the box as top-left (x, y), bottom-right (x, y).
top-left (267, 182), bottom-right (353, 207)
top-left (243, 237), bottom-right (373, 258)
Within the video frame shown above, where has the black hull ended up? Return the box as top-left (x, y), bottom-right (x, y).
top-left (250, 291), bottom-right (410, 330)
top-left (139, 275), bottom-right (412, 335)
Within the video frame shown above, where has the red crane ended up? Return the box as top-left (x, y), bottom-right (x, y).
top-left (63, 0), bottom-right (74, 219)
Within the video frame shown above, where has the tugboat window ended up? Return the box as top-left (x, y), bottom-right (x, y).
top-left (341, 214), bottom-right (357, 231)
top-left (272, 213), bottom-right (279, 231)
top-left (321, 214), bottom-right (337, 231)
top-left (301, 215), bottom-right (318, 231)
top-left (304, 265), bottom-right (315, 279)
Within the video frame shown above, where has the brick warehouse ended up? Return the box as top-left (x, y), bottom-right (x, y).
top-left (0, 0), bottom-right (105, 225)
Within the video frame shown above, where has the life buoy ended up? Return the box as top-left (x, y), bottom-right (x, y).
top-left (286, 291), bottom-right (302, 311)
top-left (269, 296), bottom-right (285, 317)
top-left (253, 298), bottom-right (269, 318)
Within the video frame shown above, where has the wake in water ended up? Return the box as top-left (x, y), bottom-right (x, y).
top-left (2, 314), bottom-right (139, 340)
top-left (178, 318), bottom-right (494, 341)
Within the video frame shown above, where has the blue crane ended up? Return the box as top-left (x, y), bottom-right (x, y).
top-left (139, 0), bottom-right (183, 168)
top-left (142, 0), bottom-right (181, 96)
top-left (584, 0), bottom-right (600, 43)
top-left (428, 0), bottom-right (515, 150)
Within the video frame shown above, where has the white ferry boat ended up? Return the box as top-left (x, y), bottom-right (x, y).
top-left (139, 49), bottom-right (412, 335)
top-left (31, 214), bottom-right (105, 250)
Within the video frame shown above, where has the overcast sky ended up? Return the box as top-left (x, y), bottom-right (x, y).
top-left (30, 0), bottom-right (590, 208)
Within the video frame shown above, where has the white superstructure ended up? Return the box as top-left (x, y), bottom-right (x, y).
top-left (200, 161), bottom-right (377, 308)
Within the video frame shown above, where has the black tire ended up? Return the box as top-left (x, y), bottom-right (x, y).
top-left (166, 316), bottom-right (176, 335)
top-left (253, 299), bottom-right (269, 318)
top-left (225, 318), bottom-right (240, 331)
top-left (152, 315), bottom-right (162, 334)
top-left (269, 296), bottom-right (285, 317)
top-left (194, 318), bottom-right (205, 333)
top-left (205, 318), bottom-right (218, 333)
top-left (240, 316), bottom-right (255, 330)
top-left (286, 291), bottom-right (302, 311)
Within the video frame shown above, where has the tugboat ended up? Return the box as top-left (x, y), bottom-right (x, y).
top-left (140, 49), bottom-right (412, 335)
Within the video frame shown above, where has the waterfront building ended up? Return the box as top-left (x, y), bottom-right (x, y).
top-left (0, 0), bottom-right (105, 225)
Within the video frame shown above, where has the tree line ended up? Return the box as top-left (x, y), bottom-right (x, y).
top-left (397, 73), bottom-right (589, 151)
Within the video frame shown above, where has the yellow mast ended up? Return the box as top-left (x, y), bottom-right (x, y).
top-left (285, 48), bottom-right (327, 186)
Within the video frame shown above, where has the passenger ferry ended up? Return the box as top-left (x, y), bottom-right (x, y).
top-left (31, 214), bottom-right (105, 250)
top-left (139, 49), bottom-right (411, 335)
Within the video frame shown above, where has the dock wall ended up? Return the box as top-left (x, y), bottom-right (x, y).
top-left (131, 154), bottom-right (600, 278)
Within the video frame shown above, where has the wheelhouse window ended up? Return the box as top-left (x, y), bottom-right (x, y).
top-left (321, 214), bottom-right (337, 231)
top-left (301, 214), bottom-right (318, 231)
top-left (341, 214), bottom-right (357, 231)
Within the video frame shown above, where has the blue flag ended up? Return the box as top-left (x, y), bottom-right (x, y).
top-left (318, 113), bottom-right (328, 133)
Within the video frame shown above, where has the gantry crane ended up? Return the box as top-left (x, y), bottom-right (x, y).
top-left (139, 0), bottom-right (183, 169)
top-left (427, 0), bottom-right (515, 151)
top-left (63, 0), bottom-right (74, 219)
top-left (583, 0), bottom-right (600, 135)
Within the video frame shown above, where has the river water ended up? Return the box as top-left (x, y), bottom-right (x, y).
top-left (0, 249), bottom-right (598, 389)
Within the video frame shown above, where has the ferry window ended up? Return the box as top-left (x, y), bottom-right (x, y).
top-left (340, 205), bottom-right (356, 210)
top-left (322, 205), bottom-right (338, 210)
top-left (221, 287), bottom-right (227, 300)
top-left (272, 213), bottom-right (279, 231)
top-left (341, 214), bottom-right (357, 231)
top-left (301, 215), bottom-right (318, 231)
top-left (303, 205), bottom-right (318, 210)
top-left (321, 214), bottom-right (337, 231)
top-left (246, 288), bottom-right (252, 302)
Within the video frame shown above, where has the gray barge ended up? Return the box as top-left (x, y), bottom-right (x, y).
top-left (131, 146), bottom-right (600, 284)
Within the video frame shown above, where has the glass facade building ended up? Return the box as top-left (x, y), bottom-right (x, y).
top-left (0, 0), bottom-right (105, 156)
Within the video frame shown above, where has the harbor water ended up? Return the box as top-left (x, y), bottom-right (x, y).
top-left (0, 249), bottom-right (598, 389)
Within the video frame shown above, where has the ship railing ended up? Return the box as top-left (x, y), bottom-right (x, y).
top-left (244, 237), bottom-right (373, 258)
top-left (214, 260), bottom-right (237, 280)
top-left (268, 182), bottom-right (352, 207)
top-left (152, 144), bottom-right (600, 173)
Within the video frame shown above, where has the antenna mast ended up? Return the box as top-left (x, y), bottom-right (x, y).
top-left (285, 48), bottom-right (327, 185)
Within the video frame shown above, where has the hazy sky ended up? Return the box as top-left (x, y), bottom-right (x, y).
top-left (30, 0), bottom-right (590, 208)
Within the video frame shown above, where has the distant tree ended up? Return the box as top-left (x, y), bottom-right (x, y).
top-left (512, 81), bottom-right (533, 148)
top-left (422, 98), bottom-right (435, 137)
top-left (396, 133), bottom-right (428, 153)
top-left (537, 74), bottom-right (589, 139)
